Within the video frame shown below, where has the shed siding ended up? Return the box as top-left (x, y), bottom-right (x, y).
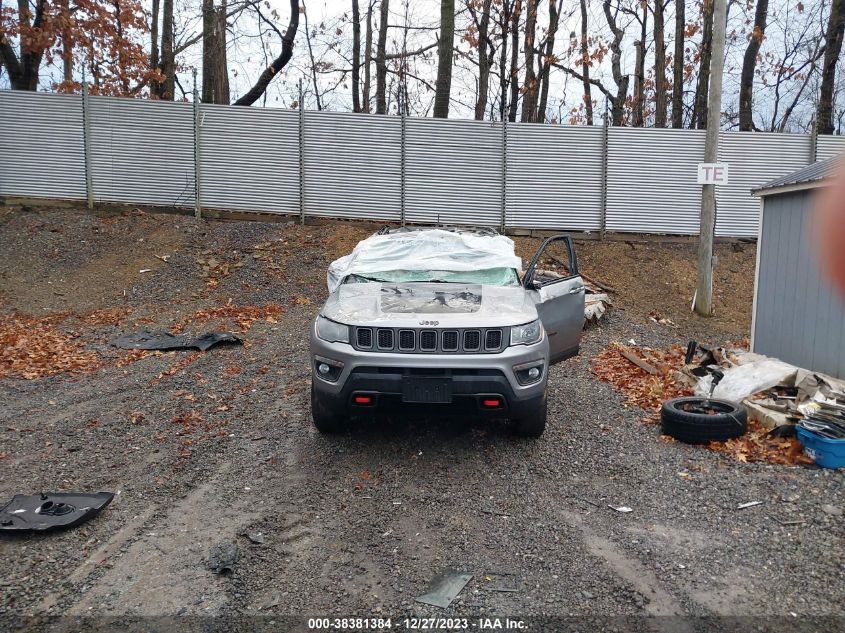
top-left (753, 191), bottom-right (845, 378)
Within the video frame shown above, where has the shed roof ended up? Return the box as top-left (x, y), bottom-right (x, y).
top-left (753, 155), bottom-right (841, 197)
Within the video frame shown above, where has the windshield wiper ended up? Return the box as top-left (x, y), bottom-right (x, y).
top-left (350, 274), bottom-right (392, 283)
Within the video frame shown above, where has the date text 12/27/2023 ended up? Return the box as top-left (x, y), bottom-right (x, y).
top-left (307, 618), bottom-right (528, 630)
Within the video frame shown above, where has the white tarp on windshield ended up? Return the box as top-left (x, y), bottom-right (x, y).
top-left (327, 230), bottom-right (522, 292)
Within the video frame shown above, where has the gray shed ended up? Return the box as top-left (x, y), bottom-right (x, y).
top-left (751, 156), bottom-right (845, 378)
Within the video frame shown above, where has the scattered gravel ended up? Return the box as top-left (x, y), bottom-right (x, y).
top-left (0, 206), bottom-right (842, 624)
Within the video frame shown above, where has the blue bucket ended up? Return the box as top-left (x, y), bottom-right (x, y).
top-left (797, 426), bottom-right (845, 469)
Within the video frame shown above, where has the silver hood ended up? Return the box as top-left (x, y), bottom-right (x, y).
top-left (321, 282), bottom-right (538, 327)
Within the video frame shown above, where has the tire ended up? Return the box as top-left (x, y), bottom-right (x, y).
top-left (661, 397), bottom-right (747, 444)
top-left (512, 398), bottom-right (547, 438)
top-left (311, 381), bottom-right (346, 434)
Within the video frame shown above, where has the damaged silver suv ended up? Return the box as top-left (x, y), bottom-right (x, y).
top-left (309, 227), bottom-right (585, 436)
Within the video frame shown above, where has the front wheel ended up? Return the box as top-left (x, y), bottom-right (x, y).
top-left (512, 398), bottom-right (547, 438)
top-left (311, 381), bottom-right (347, 433)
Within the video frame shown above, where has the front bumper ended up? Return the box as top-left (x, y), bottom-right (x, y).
top-left (310, 325), bottom-right (549, 416)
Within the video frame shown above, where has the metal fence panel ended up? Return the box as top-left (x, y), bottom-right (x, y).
top-left (606, 127), bottom-right (706, 234)
top-left (506, 124), bottom-right (604, 230)
top-left (89, 97), bottom-right (195, 206)
top-left (817, 135), bottom-right (845, 161)
top-left (715, 131), bottom-right (809, 237)
top-left (0, 91), bottom-right (86, 200)
top-left (404, 117), bottom-right (502, 226)
top-left (199, 103), bottom-right (299, 214)
top-left (303, 111), bottom-right (401, 220)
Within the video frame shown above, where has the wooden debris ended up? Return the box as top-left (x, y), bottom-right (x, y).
top-left (619, 348), bottom-right (659, 375)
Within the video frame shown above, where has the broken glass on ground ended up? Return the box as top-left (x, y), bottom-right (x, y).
top-left (0, 492), bottom-right (114, 532)
top-left (111, 330), bottom-right (242, 352)
top-left (414, 570), bottom-right (473, 608)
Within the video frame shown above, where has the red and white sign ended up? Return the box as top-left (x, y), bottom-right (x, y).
top-left (697, 163), bottom-right (730, 185)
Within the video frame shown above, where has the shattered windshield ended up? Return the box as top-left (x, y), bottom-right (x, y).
top-left (344, 268), bottom-right (520, 286)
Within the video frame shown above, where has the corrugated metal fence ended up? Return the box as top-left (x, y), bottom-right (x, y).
top-left (2, 90), bottom-right (844, 237)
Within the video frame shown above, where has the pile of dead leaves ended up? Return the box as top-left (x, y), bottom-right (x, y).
top-left (591, 342), bottom-right (693, 421)
top-left (0, 314), bottom-right (102, 379)
top-left (172, 300), bottom-right (285, 332)
top-left (708, 420), bottom-right (814, 465)
top-left (76, 307), bottom-right (133, 327)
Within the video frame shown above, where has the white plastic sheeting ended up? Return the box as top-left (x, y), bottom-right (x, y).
top-left (326, 230), bottom-right (522, 292)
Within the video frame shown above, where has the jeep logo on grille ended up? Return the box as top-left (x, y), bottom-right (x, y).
top-left (419, 320), bottom-right (439, 326)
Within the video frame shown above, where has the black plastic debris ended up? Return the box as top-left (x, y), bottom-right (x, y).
top-left (208, 541), bottom-right (240, 574)
top-left (111, 330), bottom-right (242, 352)
top-left (414, 570), bottom-right (473, 608)
top-left (0, 492), bottom-right (114, 532)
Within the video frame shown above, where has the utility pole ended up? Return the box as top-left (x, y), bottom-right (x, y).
top-left (694, 0), bottom-right (727, 317)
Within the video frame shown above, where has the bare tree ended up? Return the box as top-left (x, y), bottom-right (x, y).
top-left (536, 0), bottom-right (564, 122)
top-left (363, 1), bottom-right (374, 111)
top-left (603, 0), bottom-right (629, 125)
top-left (654, 0), bottom-right (668, 127)
top-left (671, 0), bottom-right (685, 127)
top-left (470, 0), bottom-right (494, 120)
top-left (234, 0), bottom-right (299, 106)
top-left (578, 0), bottom-right (593, 125)
top-left (738, 0), bottom-right (769, 130)
top-left (818, 0), bottom-right (845, 134)
top-left (520, 0), bottom-right (538, 121)
top-left (203, 0), bottom-right (230, 104)
top-left (434, 0), bottom-right (456, 117)
top-left (150, 0), bottom-right (161, 95)
top-left (154, 0), bottom-right (176, 99)
top-left (375, 0), bottom-right (390, 113)
top-left (692, 0), bottom-right (714, 129)
top-left (352, 0), bottom-right (361, 111)
top-left (508, 0), bottom-right (522, 121)
top-left (629, 2), bottom-right (648, 126)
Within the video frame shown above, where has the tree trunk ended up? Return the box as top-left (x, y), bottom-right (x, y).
top-left (433, 0), bottom-right (455, 117)
top-left (738, 0), bottom-right (768, 131)
top-left (1, 0), bottom-right (47, 90)
top-left (352, 0), bottom-right (361, 111)
top-left (520, 0), bottom-right (538, 121)
top-left (508, 0), bottom-right (522, 122)
top-left (603, 0), bottom-right (628, 126)
top-left (233, 0), bottom-right (299, 106)
top-left (671, 0), bottom-right (684, 127)
top-left (654, 0), bottom-right (667, 127)
top-left (817, 0), bottom-right (845, 134)
top-left (474, 0), bottom-right (493, 120)
top-left (150, 0), bottom-right (161, 95)
top-left (363, 1), bottom-right (374, 112)
top-left (537, 0), bottom-right (562, 122)
top-left (579, 0), bottom-right (593, 125)
top-left (632, 7), bottom-right (648, 127)
top-left (375, 0), bottom-right (389, 114)
top-left (499, 0), bottom-right (511, 120)
top-left (159, 0), bottom-right (176, 99)
top-left (692, 0), bottom-right (714, 129)
top-left (202, 0), bottom-right (214, 102)
top-left (202, 0), bottom-right (230, 104)
top-left (214, 2), bottom-right (230, 103)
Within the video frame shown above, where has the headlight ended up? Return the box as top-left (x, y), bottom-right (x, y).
top-left (315, 316), bottom-right (350, 344)
top-left (510, 320), bottom-right (542, 346)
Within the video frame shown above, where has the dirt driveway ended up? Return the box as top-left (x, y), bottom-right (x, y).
top-left (0, 206), bottom-right (842, 629)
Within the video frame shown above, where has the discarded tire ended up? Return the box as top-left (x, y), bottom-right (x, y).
top-left (660, 397), bottom-right (747, 444)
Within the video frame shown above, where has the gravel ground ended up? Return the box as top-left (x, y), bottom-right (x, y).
top-left (0, 206), bottom-right (842, 630)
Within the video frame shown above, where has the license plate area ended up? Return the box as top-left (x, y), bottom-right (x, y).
top-left (402, 377), bottom-right (452, 403)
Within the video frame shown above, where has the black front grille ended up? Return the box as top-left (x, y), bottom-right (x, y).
top-left (357, 328), bottom-right (372, 348)
top-left (463, 330), bottom-right (481, 351)
top-left (485, 329), bottom-right (502, 350)
top-left (420, 330), bottom-right (437, 351)
top-left (353, 327), bottom-right (505, 354)
top-left (398, 330), bottom-right (415, 350)
top-left (377, 328), bottom-right (394, 349)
